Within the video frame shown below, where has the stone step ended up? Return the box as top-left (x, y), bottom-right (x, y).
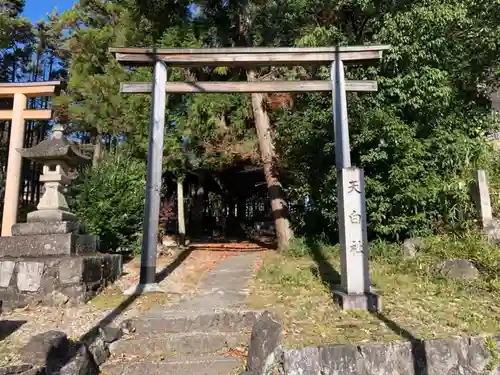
top-left (101, 355), bottom-right (244, 375)
top-left (122, 310), bottom-right (262, 334)
top-left (110, 331), bottom-right (250, 357)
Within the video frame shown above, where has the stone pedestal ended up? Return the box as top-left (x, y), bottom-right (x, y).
top-left (333, 167), bottom-right (381, 312)
top-left (0, 124), bottom-right (122, 310)
top-left (0, 220), bottom-right (122, 310)
top-left (0, 253), bottom-right (122, 309)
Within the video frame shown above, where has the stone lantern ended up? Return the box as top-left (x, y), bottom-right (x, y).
top-left (18, 124), bottom-right (89, 223)
top-left (0, 124), bottom-right (122, 310)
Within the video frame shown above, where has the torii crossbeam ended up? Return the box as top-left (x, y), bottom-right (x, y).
top-left (0, 81), bottom-right (61, 237)
top-left (111, 45), bottom-right (389, 311)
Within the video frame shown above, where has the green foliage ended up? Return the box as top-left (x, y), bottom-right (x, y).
top-left (283, 237), bottom-right (312, 258)
top-left (0, 0), bottom-right (33, 81)
top-left (27, 0), bottom-right (500, 249)
top-left (422, 233), bottom-right (500, 284)
top-left (371, 232), bottom-right (500, 293)
top-left (283, 236), bottom-right (340, 258)
top-left (69, 151), bottom-right (146, 252)
top-left (486, 336), bottom-right (500, 372)
top-left (53, 1), bottom-right (150, 129)
top-left (274, 0), bottom-right (500, 241)
top-left (369, 239), bottom-right (401, 260)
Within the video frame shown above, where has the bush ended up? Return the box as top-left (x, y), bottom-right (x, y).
top-left (422, 233), bottom-right (500, 283)
top-left (372, 232), bottom-right (500, 293)
top-left (283, 237), bottom-right (311, 258)
top-left (283, 236), bottom-right (339, 258)
top-left (69, 151), bottom-right (146, 252)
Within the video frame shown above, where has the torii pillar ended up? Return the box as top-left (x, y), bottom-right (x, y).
top-left (0, 81), bottom-right (61, 237)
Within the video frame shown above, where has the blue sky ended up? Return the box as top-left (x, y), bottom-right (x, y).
top-left (23, 0), bottom-right (75, 22)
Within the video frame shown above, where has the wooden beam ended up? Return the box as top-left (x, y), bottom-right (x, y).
top-left (111, 45), bottom-right (390, 54)
top-left (121, 80), bottom-right (378, 94)
top-left (110, 45), bottom-right (390, 67)
top-left (0, 109), bottom-right (53, 120)
top-left (115, 51), bottom-right (383, 67)
top-left (0, 81), bottom-right (61, 97)
top-left (24, 109), bottom-right (53, 120)
top-left (0, 110), bottom-right (14, 120)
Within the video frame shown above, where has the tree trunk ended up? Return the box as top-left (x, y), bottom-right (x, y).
top-left (192, 175), bottom-right (205, 237)
top-left (247, 71), bottom-right (293, 249)
top-left (238, 0), bottom-right (294, 250)
top-left (177, 177), bottom-right (186, 246)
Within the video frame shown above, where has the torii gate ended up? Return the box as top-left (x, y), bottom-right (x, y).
top-left (111, 45), bottom-right (389, 311)
top-left (0, 81), bottom-right (61, 237)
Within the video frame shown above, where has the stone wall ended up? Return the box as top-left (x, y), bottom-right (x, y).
top-left (244, 312), bottom-right (500, 375)
top-left (282, 335), bottom-right (500, 375)
top-left (0, 254), bottom-right (122, 310)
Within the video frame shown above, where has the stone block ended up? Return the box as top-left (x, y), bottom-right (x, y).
top-left (246, 311), bottom-right (283, 375)
top-left (99, 327), bottom-right (123, 344)
top-left (0, 261), bottom-right (15, 287)
top-left (0, 254), bottom-right (121, 310)
top-left (45, 290), bottom-right (70, 306)
top-left (434, 259), bottom-right (479, 281)
top-left (277, 335), bottom-right (500, 375)
top-left (332, 289), bottom-right (381, 312)
top-left (17, 368), bottom-right (42, 375)
top-left (283, 347), bottom-right (321, 375)
top-left (320, 344), bottom-right (365, 375)
top-left (19, 330), bottom-right (70, 373)
top-left (0, 289), bottom-right (29, 312)
top-left (471, 170), bottom-right (494, 228)
top-left (11, 221), bottom-right (83, 236)
top-left (402, 237), bottom-right (425, 259)
top-left (17, 262), bottom-right (44, 292)
top-left (59, 258), bottom-right (83, 284)
top-left (0, 234), bottom-right (97, 257)
top-left (58, 344), bottom-right (99, 375)
top-left (27, 209), bottom-right (76, 223)
top-left (85, 332), bottom-right (109, 366)
top-left (102, 255), bottom-right (123, 281)
top-left (468, 336), bottom-right (495, 373)
top-left (0, 364), bottom-right (33, 375)
top-left (77, 235), bottom-right (99, 254)
top-left (358, 341), bottom-right (414, 375)
top-left (82, 256), bottom-right (103, 283)
top-left (60, 284), bottom-right (86, 304)
top-left (423, 336), bottom-right (468, 375)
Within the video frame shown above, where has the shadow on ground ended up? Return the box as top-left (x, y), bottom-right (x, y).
top-left (74, 246), bottom-right (191, 361)
top-left (0, 320), bottom-right (27, 341)
top-left (155, 249), bottom-right (192, 283)
top-left (306, 238), bottom-right (429, 375)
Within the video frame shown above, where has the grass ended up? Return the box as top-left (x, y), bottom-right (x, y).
top-left (88, 291), bottom-right (167, 312)
top-left (248, 235), bottom-right (500, 349)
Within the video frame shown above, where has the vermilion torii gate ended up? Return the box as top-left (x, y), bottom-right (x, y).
top-left (111, 45), bottom-right (390, 311)
top-left (0, 81), bottom-right (61, 237)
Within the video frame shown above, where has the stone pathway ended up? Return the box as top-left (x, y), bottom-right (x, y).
top-left (101, 251), bottom-right (264, 375)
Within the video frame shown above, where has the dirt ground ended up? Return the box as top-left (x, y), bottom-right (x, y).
top-left (0, 242), bottom-right (265, 367)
